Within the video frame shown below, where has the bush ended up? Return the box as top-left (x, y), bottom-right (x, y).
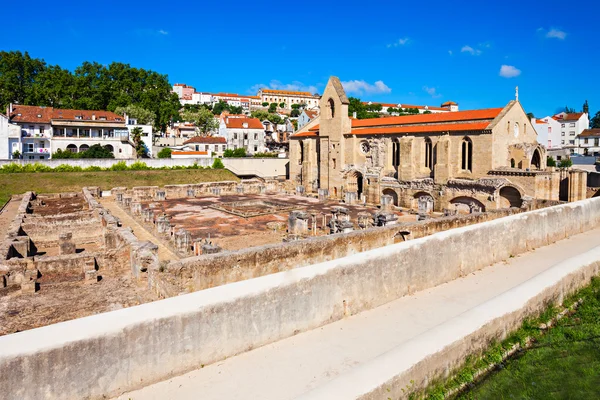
top-left (53, 164), bottom-right (83, 172)
top-left (559, 158), bottom-right (573, 168)
top-left (253, 152), bottom-right (278, 158)
top-left (157, 148), bottom-right (172, 159)
top-left (84, 166), bottom-right (103, 172)
top-left (128, 161), bottom-right (150, 171)
top-left (212, 158), bottom-right (224, 169)
top-left (547, 156), bottom-right (556, 167)
top-left (223, 148), bottom-right (246, 158)
top-left (110, 161), bottom-right (128, 171)
top-left (0, 163), bottom-right (23, 173)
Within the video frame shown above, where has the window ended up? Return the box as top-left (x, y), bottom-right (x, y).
top-left (254, 133), bottom-right (258, 140)
top-left (596, 138), bottom-right (599, 146)
top-left (222, 145), bottom-right (226, 152)
top-left (569, 140), bottom-right (575, 145)
top-left (39, 142), bottom-right (45, 149)
top-left (39, 126), bottom-right (45, 134)
top-left (569, 123), bottom-right (576, 127)
top-left (75, 115), bottom-right (82, 120)
top-left (424, 138), bottom-right (433, 169)
top-left (561, 140), bottom-right (565, 144)
top-left (327, 98), bottom-right (335, 119)
top-left (332, 158), bottom-right (336, 169)
top-left (205, 145), bottom-right (209, 151)
top-left (548, 127), bottom-right (551, 133)
top-left (461, 137), bottom-right (473, 172)
top-left (569, 131), bottom-right (575, 136)
top-left (585, 138), bottom-right (589, 144)
top-left (244, 133), bottom-right (248, 140)
top-left (392, 139), bottom-right (400, 167)
top-left (234, 133), bottom-right (237, 139)
top-left (561, 132), bottom-right (565, 136)
top-left (26, 143), bottom-right (34, 152)
top-left (561, 123), bottom-right (565, 128)
top-left (254, 146), bottom-right (258, 152)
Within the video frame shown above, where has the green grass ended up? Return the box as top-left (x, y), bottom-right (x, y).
top-left (456, 278), bottom-right (600, 400)
top-left (0, 169), bottom-right (239, 207)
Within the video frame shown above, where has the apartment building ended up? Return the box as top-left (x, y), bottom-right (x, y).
top-left (0, 112), bottom-right (21, 159)
top-left (576, 129), bottom-right (600, 156)
top-left (531, 116), bottom-right (562, 149)
top-left (258, 89), bottom-right (320, 110)
top-left (363, 101), bottom-right (458, 115)
top-left (218, 114), bottom-right (265, 154)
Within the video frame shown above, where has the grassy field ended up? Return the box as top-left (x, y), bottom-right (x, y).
top-left (457, 277), bottom-right (600, 400)
top-left (0, 169), bottom-right (239, 206)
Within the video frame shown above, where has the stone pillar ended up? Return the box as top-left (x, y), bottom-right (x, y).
top-left (174, 229), bottom-right (192, 254)
top-left (399, 137), bottom-right (416, 181)
top-left (376, 212), bottom-right (398, 227)
top-left (83, 258), bottom-right (98, 284)
top-left (155, 191), bottom-right (166, 201)
top-left (21, 269), bottom-right (38, 294)
top-left (123, 196), bottom-right (132, 207)
top-left (380, 195), bottom-right (393, 211)
top-left (318, 188), bottom-right (329, 201)
top-left (365, 174), bottom-right (380, 205)
top-left (211, 187), bottom-right (222, 196)
top-left (58, 232), bottom-right (76, 255)
top-left (130, 201), bottom-right (142, 216)
top-left (258, 185), bottom-right (267, 194)
top-left (357, 212), bottom-right (373, 229)
top-left (187, 188), bottom-right (195, 198)
top-left (568, 169), bottom-right (588, 202)
top-left (345, 191), bottom-right (357, 205)
top-left (116, 193), bottom-right (124, 203)
top-left (236, 185), bottom-right (244, 194)
top-left (296, 185), bottom-right (305, 195)
top-left (288, 210), bottom-right (310, 236)
top-left (156, 214), bottom-right (171, 235)
top-left (434, 136), bottom-right (451, 185)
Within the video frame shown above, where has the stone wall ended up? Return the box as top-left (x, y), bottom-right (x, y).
top-left (0, 157), bottom-right (214, 169)
top-left (1, 199), bottom-right (599, 399)
top-left (151, 208), bottom-right (521, 297)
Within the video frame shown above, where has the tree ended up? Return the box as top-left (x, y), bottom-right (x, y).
top-left (526, 112), bottom-right (535, 120)
top-left (583, 100), bottom-right (589, 114)
top-left (224, 148), bottom-right (246, 157)
top-left (11, 150), bottom-right (20, 159)
top-left (291, 104), bottom-right (300, 110)
top-left (212, 100), bottom-right (229, 115)
top-left (290, 109), bottom-right (300, 117)
top-left (212, 158), bottom-right (224, 169)
top-left (181, 107), bottom-right (219, 136)
top-left (157, 147), bottom-right (172, 158)
top-left (130, 127), bottom-right (147, 158)
top-left (591, 111), bottom-right (600, 129)
top-left (262, 102), bottom-right (269, 107)
top-left (114, 104), bottom-right (156, 125)
top-left (81, 144), bottom-right (114, 158)
top-left (559, 158), bottom-right (573, 168)
top-left (268, 103), bottom-right (277, 113)
top-left (348, 97), bottom-right (380, 119)
top-left (547, 156), bottom-right (556, 167)
top-left (229, 105), bottom-right (243, 115)
top-left (564, 106), bottom-right (576, 114)
top-left (279, 102), bottom-right (285, 108)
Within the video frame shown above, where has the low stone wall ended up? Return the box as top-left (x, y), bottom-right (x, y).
top-left (153, 208), bottom-right (520, 296)
top-left (1, 199), bottom-right (599, 399)
top-left (0, 157), bottom-right (214, 169)
top-left (19, 212), bottom-right (103, 247)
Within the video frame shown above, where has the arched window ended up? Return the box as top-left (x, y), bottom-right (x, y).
top-left (328, 98), bottom-right (335, 119)
top-left (461, 137), bottom-right (473, 172)
top-left (510, 158), bottom-right (515, 168)
top-left (424, 137), bottom-right (433, 169)
top-left (299, 141), bottom-right (304, 166)
top-left (531, 149), bottom-right (541, 169)
top-left (392, 139), bottom-right (400, 167)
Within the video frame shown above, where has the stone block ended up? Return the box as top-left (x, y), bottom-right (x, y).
top-left (296, 185), bottom-right (305, 195)
top-left (344, 191), bottom-right (357, 205)
top-left (235, 185), bottom-right (244, 194)
top-left (58, 233), bottom-right (76, 255)
top-left (130, 201), bottom-right (142, 216)
top-left (84, 270), bottom-right (99, 284)
top-left (380, 195), bottom-right (394, 211)
top-left (187, 189), bottom-right (195, 198)
top-left (318, 188), bottom-right (329, 201)
top-left (288, 210), bottom-right (310, 236)
top-left (155, 191), bottom-right (166, 201)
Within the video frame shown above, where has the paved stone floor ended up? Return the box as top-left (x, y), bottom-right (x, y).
top-left (116, 227), bottom-right (600, 400)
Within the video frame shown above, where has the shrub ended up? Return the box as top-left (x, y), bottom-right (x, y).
top-left (0, 163), bottom-right (23, 173)
top-left (12, 150), bottom-right (21, 159)
top-left (212, 158), bottom-right (224, 169)
top-left (559, 158), bottom-right (573, 168)
top-left (157, 148), bottom-right (172, 159)
top-left (53, 164), bottom-right (81, 172)
top-left (128, 161), bottom-right (149, 171)
top-left (547, 156), bottom-right (556, 167)
top-left (84, 166), bottom-right (103, 172)
top-left (110, 161), bottom-right (128, 171)
top-left (253, 152), bottom-right (278, 158)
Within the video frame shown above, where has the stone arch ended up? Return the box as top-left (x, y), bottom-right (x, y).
top-left (531, 148), bottom-right (541, 170)
top-left (382, 188), bottom-right (398, 206)
top-left (104, 144), bottom-right (114, 153)
top-left (79, 144), bottom-right (90, 152)
top-left (327, 98), bottom-right (335, 119)
top-left (66, 144), bottom-right (77, 153)
top-left (346, 170), bottom-right (363, 198)
top-left (461, 137), bottom-right (473, 171)
top-left (413, 191), bottom-right (434, 213)
top-left (510, 158), bottom-right (515, 168)
top-left (450, 196), bottom-right (485, 214)
top-left (498, 186), bottom-right (523, 208)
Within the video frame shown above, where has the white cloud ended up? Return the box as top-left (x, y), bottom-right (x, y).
top-left (341, 80), bottom-right (392, 95)
top-left (546, 28), bottom-right (566, 40)
top-left (448, 50), bottom-right (453, 56)
top-left (249, 80), bottom-right (319, 95)
top-left (423, 86), bottom-right (442, 98)
top-left (387, 37), bottom-right (410, 48)
top-left (461, 45), bottom-right (482, 56)
top-left (499, 65), bottom-right (521, 78)
top-left (158, 29), bottom-right (168, 35)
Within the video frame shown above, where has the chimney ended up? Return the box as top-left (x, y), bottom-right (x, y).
top-left (92, 114), bottom-right (96, 121)
top-left (352, 111), bottom-right (357, 119)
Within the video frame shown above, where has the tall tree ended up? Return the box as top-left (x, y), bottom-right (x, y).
top-left (114, 104), bottom-right (156, 125)
top-left (0, 50), bottom-right (47, 107)
top-left (181, 108), bottom-right (219, 136)
top-left (583, 100), bottom-right (589, 114)
top-left (591, 111), bottom-right (600, 129)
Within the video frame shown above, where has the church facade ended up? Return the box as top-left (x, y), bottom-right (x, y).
top-left (289, 77), bottom-right (586, 213)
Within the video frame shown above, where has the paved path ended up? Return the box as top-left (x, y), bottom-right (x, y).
top-left (0, 197), bottom-right (20, 239)
top-left (99, 198), bottom-right (179, 262)
top-left (116, 228), bottom-right (600, 400)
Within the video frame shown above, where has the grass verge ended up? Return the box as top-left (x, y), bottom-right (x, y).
top-left (416, 276), bottom-right (600, 400)
top-left (0, 169), bottom-right (239, 207)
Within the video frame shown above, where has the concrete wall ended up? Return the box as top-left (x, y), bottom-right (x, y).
top-left (0, 158), bottom-right (214, 169)
top-left (2, 199), bottom-right (600, 399)
top-left (222, 157), bottom-right (289, 178)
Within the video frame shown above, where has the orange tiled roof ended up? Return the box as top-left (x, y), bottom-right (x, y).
top-left (562, 113), bottom-right (584, 121)
top-left (10, 105), bottom-right (124, 123)
top-left (364, 102), bottom-right (447, 112)
top-left (304, 110), bottom-right (318, 119)
top-left (183, 136), bottom-right (227, 144)
top-left (351, 122), bottom-right (491, 135)
top-left (224, 117), bottom-right (263, 129)
top-left (441, 101), bottom-right (458, 106)
top-left (293, 131), bottom-right (318, 138)
top-left (261, 89), bottom-right (315, 97)
top-left (578, 129), bottom-right (600, 137)
top-left (535, 119), bottom-right (548, 124)
top-left (171, 151), bottom-right (209, 155)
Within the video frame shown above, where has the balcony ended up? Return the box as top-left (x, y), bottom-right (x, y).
top-left (23, 147), bottom-right (50, 154)
top-left (21, 131), bottom-right (51, 139)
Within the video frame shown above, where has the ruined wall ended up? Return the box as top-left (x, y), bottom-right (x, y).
top-left (19, 212), bottom-right (103, 247)
top-left (1, 199), bottom-right (599, 400)
top-left (152, 208), bottom-right (520, 297)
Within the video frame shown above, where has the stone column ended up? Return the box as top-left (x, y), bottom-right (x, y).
top-left (380, 194), bottom-right (393, 211)
top-left (155, 191), bottom-right (166, 201)
top-left (58, 232), bottom-right (76, 255)
top-left (399, 137), bottom-right (416, 181)
top-left (434, 136), bottom-right (451, 184)
top-left (156, 214), bottom-right (171, 235)
top-left (130, 201), bottom-right (142, 216)
top-left (345, 191), bottom-right (357, 205)
top-left (318, 188), bottom-right (329, 201)
top-left (288, 210), bottom-right (309, 236)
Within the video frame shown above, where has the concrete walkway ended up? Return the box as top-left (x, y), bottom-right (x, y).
top-left (116, 228), bottom-right (600, 400)
top-left (99, 198), bottom-right (179, 262)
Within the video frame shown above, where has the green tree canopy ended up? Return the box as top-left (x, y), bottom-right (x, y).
top-left (591, 111), bottom-right (600, 129)
top-left (114, 104), bottom-right (156, 125)
top-left (181, 108), bottom-right (219, 136)
top-left (157, 147), bottom-right (172, 158)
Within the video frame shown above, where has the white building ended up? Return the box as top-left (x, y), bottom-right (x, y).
top-left (531, 116), bottom-right (562, 149)
top-left (553, 112), bottom-right (590, 153)
top-left (297, 109), bottom-right (318, 130)
top-left (0, 111), bottom-right (21, 159)
top-left (576, 129), bottom-right (600, 156)
top-left (258, 89), bottom-right (320, 110)
top-left (365, 101), bottom-right (458, 115)
top-left (181, 136), bottom-right (227, 156)
top-left (6, 104), bottom-right (144, 159)
top-left (218, 114), bottom-right (265, 155)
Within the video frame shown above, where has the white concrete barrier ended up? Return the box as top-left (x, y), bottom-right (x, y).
top-left (1, 198), bottom-right (600, 399)
top-left (0, 158), bottom-right (214, 169)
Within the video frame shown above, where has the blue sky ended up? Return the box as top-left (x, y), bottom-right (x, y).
top-left (2, 0), bottom-right (598, 117)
